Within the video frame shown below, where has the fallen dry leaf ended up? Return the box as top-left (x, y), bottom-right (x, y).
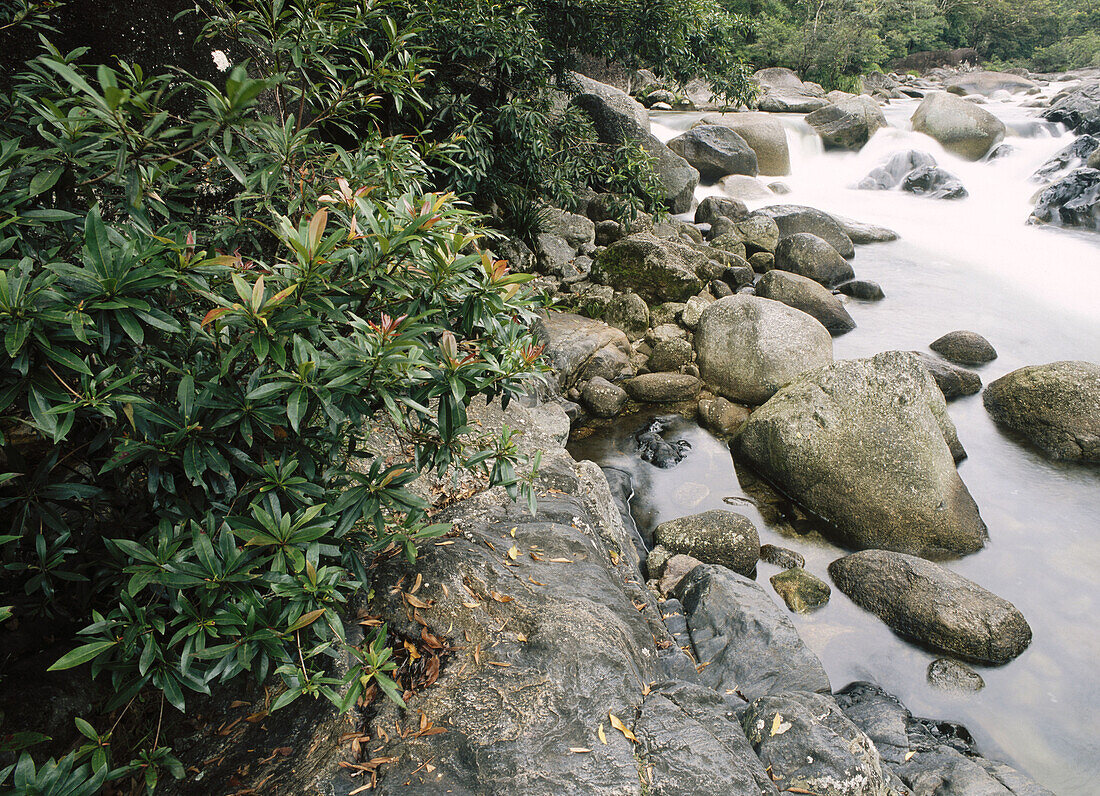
top-left (569, 747), bottom-right (591, 753)
top-left (507, 545), bottom-right (519, 561)
top-left (770, 713), bottom-right (792, 736)
top-left (404, 593), bottom-right (431, 609)
top-left (608, 713), bottom-right (637, 743)
top-left (598, 724), bottom-right (607, 745)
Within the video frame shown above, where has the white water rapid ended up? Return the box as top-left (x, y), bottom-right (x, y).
top-left (638, 95), bottom-right (1100, 794)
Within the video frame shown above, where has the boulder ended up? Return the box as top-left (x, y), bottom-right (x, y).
top-left (828, 549), bottom-right (1033, 664)
top-left (623, 373), bottom-right (703, 403)
top-left (755, 205), bottom-right (856, 258)
top-left (912, 352), bottom-right (982, 400)
top-left (837, 280), bottom-right (885, 300)
top-left (983, 361), bottom-right (1100, 462)
top-left (729, 214), bottom-right (781, 253)
top-left (857, 149), bottom-right (938, 190)
top-left (902, 165), bottom-right (968, 199)
top-left (770, 568), bottom-right (831, 613)
top-left (716, 174), bottom-right (775, 202)
top-left (675, 565), bottom-right (832, 699)
top-left (741, 691), bottom-right (892, 796)
top-left (862, 71), bottom-right (903, 98)
top-left (890, 48), bottom-right (979, 72)
top-left (911, 92), bottom-right (1006, 160)
top-left (1043, 80), bottom-right (1100, 134)
top-left (695, 195), bottom-right (748, 225)
top-left (755, 67), bottom-right (830, 113)
top-left (773, 233), bottom-right (856, 287)
top-left (755, 270), bottom-right (856, 335)
top-left (733, 351), bottom-right (986, 559)
top-left (1029, 167), bottom-right (1100, 231)
top-left (927, 658), bottom-right (985, 691)
top-left (679, 294), bottom-right (713, 331)
top-left (592, 233), bottom-right (707, 303)
top-left (603, 292), bottom-right (650, 340)
top-left (668, 125), bottom-right (759, 181)
top-left (654, 510), bottom-right (760, 576)
top-left (708, 232), bottom-right (748, 260)
top-left (697, 396), bottom-right (751, 436)
top-left (834, 215), bottom-right (900, 243)
top-left (698, 113), bottom-right (792, 175)
top-left (542, 207), bottom-right (596, 249)
top-left (534, 312), bottom-right (634, 389)
top-left (1033, 134), bottom-right (1100, 182)
top-left (805, 95), bottom-right (887, 150)
top-left (759, 544), bottom-right (805, 569)
top-left (647, 336), bottom-right (695, 372)
top-left (581, 376), bottom-right (629, 417)
top-left (944, 71), bottom-right (1039, 96)
top-left (930, 330), bottom-right (997, 365)
top-left (695, 295), bottom-right (834, 405)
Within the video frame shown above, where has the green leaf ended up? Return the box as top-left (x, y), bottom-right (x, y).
top-left (48, 640), bottom-right (118, 670)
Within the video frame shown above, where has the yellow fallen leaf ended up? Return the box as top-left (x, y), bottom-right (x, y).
top-left (608, 713), bottom-right (637, 742)
top-left (770, 713), bottom-right (792, 736)
top-left (905, 751), bottom-right (916, 762)
top-left (569, 747), bottom-right (591, 753)
top-left (609, 549), bottom-right (620, 565)
top-left (507, 545), bottom-right (519, 561)
top-left (510, 527), bottom-right (517, 537)
top-left (598, 724), bottom-right (607, 745)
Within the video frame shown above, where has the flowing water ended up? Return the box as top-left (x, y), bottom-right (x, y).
top-left (571, 93), bottom-right (1100, 794)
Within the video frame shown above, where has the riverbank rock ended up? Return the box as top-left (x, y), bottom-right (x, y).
top-left (838, 280), bottom-right (885, 300)
top-left (913, 352), bottom-right (982, 400)
top-left (1029, 167), bottom-right (1100, 231)
top-left (668, 125), bottom-right (758, 181)
top-left (770, 568), bottom-right (831, 613)
top-left (695, 195), bottom-right (749, 225)
top-left (1033, 134), bottom-right (1099, 182)
top-left (697, 396), bottom-right (751, 436)
top-left (773, 233), bottom-right (856, 287)
top-left (581, 376), bottom-right (628, 417)
top-left (603, 292), bottom-right (649, 340)
top-left (902, 165), bottom-right (968, 199)
top-left (676, 565), bottom-right (832, 699)
top-left (654, 510), bottom-right (760, 576)
top-left (741, 691), bottom-right (892, 796)
top-left (806, 95), bottom-right (887, 151)
top-left (733, 351), bottom-right (987, 559)
top-left (1043, 80), bottom-right (1100, 134)
top-left (834, 215), bottom-right (900, 244)
top-left (755, 67), bottom-right (830, 113)
top-left (928, 658), bottom-right (986, 691)
top-left (728, 214), bottom-right (781, 254)
top-left (755, 270), bottom-right (856, 334)
top-left (592, 233), bottom-right (707, 303)
top-left (623, 372), bottom-right (703, 403)
top-left (698, 112), bottom-right (791, 175)
top-left (534, 312), bottom-right (633, 389)
top-left (829, 549), bottom-right (1033, 664)
top-left (756, 205), bottom-right (856, 258)
top-left (944, 71), bottom-right (1039, 97)
top-left (858, 149), bottom-right (938, 190)
top-left (911, 92), bottom-right (1006, 160)
top-left (983, 361), bottom-right (1100, 462)
top-left (647, 336), bottom-right (694, 372)
top-left (930, 330), bottom-right (997, 365)
top-left (759, 544), bottom-right (805, 569)
top-left (717, 174), bottom-right (775, 201)
top-left (695, 295), bottom-right (834, 405)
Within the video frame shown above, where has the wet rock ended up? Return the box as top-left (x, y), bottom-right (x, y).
top-left (741, 691), bottom-right (891, 796)
top-left (773, 233), bottom-right (856, 287)
top-left (1030, 167), bottom-right (1100, 231)
top-left (806, 95), bottom-right (887, 150)
top-left (1033, 134), bottom-right (1100, 182)
top-left (987, 142), bottom-right (1015, 160)
top-left (838, 280), bottom-right (885, 300)
top-left (593, 233), bottom-right (707, 303)
top-left (927, 658), bottom-right (985, 691)
top-left (697, 396), bottom-right (751, 436)
top-left (902, 165), bottom-right (968, 199)
top-left (698, 112), bottom-right (792, 175)
top-left (657, 554), bottom-right (706, 596)
top-left (858, 149), bottom-right (938, 190)
top-left (944, 71), bottom-right (1039, 96)
top-left (654, 509), bottom-right (760, 576)
top-left (733, 351), bottom-right (985, 559)
top-left (695, 195), bottom-right (749, 225)
top-left (717, 174), bottom-right (775, 202)
top-left (912, 352), bottom-right (981, 400)
top-left (911, 92), bottom-right (1006, 160)
top-left (756, 205), bottom-right (856, 258)
top-left (897, 745), bottom-right (1055, 795)
top-left (635, 416), bottom-right (694, 468)
top-left (759, 544), bottom-right (805, 569)
top-left (624, 373), bottom-right (703, 403)
top-left (676, 565), bottom-right (832, 699)
top-left (829, 549), bottom-right (1032, 664)
top-left (603, 292), bottom-right (650, 340)
top-left (768, 181), bottom-right (792, 194)
top-left (669, 125), bottom-right (759, 181)
top-left (695, 294), bottom-right (834, 405)
top-left (755, 67), bottom-right (830, 113)
top-left (636, 681), bottom-right (779, 796)
top-left (770, 568), bottom-right (831, 613)
top-left (1043, 80), bottom-right (1100, 134)
top-left (983, 360), bottom-right (1100, 462)
top-left (930, 330), bottom-right (997, 365)
top-left (834, 215), bottom-right (900, 243)
top-left (535, 312), bottom-right (634, 389)
top-left (581, 376), bottom-right (629, 417)
top-left (755, 270), bottom-right (856, 335)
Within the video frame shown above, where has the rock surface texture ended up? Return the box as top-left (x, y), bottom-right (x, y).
top-left (911, 92), bottom-right (1006, 160)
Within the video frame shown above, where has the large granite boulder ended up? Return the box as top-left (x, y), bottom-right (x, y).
top-left (805, 95), bottom-right (887, 150)
top-left (675, 565), bottom-right (832, 700)
top-left (983, 361), bottom-right (1100, 462)
top-left (741, 691), bottom-right (892, 796)
top-left (773, 233), bottom-right (856, 287)
top-left (1029, 167), bottom-right (1100, 232)
top-left (729, 214), bottom-right (781, 254)
top-left (732, 351), bottom-right (987, 559)
top-left (653, 510), bottom-right (760, 576)
top-left (755, 270), bottom-right (856, 334)
top-left (858, 149), bottom-right (938, 191)
top-left (911, 92), bottom-right (1006, 160)
top-left (755, 205), bottom-right (856, 258)
top-left (829, 549), bottom-right (1033, 664)
top-left (534, 312), bottom-right (634, 389)
top-left (694, 295), bottom-right (834, 405)
top-left (592, 233), bottom-right (707, 303)
top-left (912, 352), bottom-right (982, 400)
top-left (668, 125), bottom-right (759, 181)
top-left (930, 330), bottom-right (997, 365)
top-left (698, 113), bottom-right (792, 175)
top-left (754, 67), bottom-right (830, 113)
top-left (944, 71), bottom-right (1039, 96)
top-left (1043, 80), bottom-right (1100, 134)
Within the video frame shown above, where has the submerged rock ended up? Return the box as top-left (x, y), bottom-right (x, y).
top-left (1030, 167), bottom-right (1100, 231)
top-left (1032, 134), bottom-right (1100, 182)
top-left (829, 549), bottom-right (1033, 664)
top-left (759, 543), bottom-right (805, 569)
top-left (983, 361), bottom-right (1100, 462)
top-left (911, 92), bottom-right (1006, 160)
top-left (930, 330), bottom-right (997, 365)
top-left (654, 509), bottom-right (760, 576)
top-left (858, 149), bottom-right (938, 190)
top-left (902, 165), bottom-right (969, 199)
top-left (770, 568), bottom-right (831, 613)
top-left (733, 351), bottom-right (985, 559)
top-left (773, 233), bottom-right (856, 287)
top-left (634, 415), bottom-right (693, 468)
top-left (838, 280), bottom-right (886, 300)
top-left (928, 658), bottom-right (986, 691)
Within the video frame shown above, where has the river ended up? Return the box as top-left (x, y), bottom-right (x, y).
top-left (570, 92), bottom-right (1100, 794)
